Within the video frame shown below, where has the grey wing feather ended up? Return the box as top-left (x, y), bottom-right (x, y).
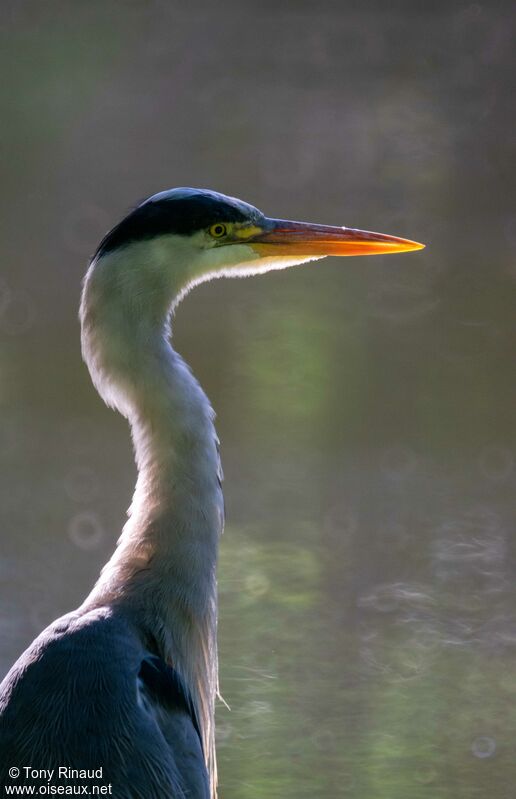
top-left (0, 610), bottom-right (209, 799)
top-left (138, 656), bottom-right (209, 799)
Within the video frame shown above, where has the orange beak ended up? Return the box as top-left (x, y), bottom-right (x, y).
top-left (248, 218), bottom-right (425, 257)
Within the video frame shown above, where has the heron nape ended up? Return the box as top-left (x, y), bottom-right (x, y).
top-left (0, 188), bottom-right (424, 798)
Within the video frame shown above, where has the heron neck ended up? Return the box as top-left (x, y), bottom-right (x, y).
top-left (84, 330), bottom-right (223, 651)
top-left (79, 251), bottom-right (221, 797)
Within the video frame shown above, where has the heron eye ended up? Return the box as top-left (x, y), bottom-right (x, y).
top-left (209, 223), bottom-right (227, 239)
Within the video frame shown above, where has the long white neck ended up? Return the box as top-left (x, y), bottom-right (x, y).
top-left (79, 241), bottom-right (224, 796)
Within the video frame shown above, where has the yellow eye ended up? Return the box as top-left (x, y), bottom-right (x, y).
top-left (209, 223), bottom-right (227, 239)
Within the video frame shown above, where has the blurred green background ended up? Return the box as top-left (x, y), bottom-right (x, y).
top-left (1, 1), bottom-right (516, 797)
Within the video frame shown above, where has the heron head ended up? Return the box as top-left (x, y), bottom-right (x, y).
top-left (92, 187), bottom-right (424, 299)
top-left (83, 188), bottom-right (424, 412)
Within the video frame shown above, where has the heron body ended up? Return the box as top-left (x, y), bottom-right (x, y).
top-left (0, 188), bottom-right (423, 797)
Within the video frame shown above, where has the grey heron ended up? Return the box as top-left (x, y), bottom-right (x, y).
top-left (0, 188), bottom-right (423, 798)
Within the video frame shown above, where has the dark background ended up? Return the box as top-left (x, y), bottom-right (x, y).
top-left (1, 2), bottom-right (515, 797)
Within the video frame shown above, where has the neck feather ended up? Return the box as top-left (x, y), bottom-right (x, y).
top-left (79, 249), bottom-right (223, 796)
